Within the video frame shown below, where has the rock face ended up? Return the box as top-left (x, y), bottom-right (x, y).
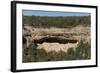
top-left (34, 37), bottom-right (78, 44)
top-left (37, 42), bottom-right (78, 52)
top-left (23, 25), bottom-right (90, 52)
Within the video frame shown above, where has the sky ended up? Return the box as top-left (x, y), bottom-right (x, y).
top-left (23, 10), bottom-right (90, 17)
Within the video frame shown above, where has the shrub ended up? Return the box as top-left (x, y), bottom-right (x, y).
top-left (23, 40), bottom-right (91, 62)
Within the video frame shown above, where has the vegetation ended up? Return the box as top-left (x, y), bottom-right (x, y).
top-left (22, 15), bottom-right (91, 62)
top-left (23, 16), bottom-right (90, 28)
top-left (23, 40), bottom-right (91, 63)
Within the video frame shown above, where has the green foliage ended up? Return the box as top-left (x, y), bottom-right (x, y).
top-left (35, 49), bottom-right (48, 62)
top-left (65, 48), bottom-right (76, 60)
top-left (23, 16), bottom-right (91, 28)
top-left (75, 41), bottom-right (91, 59)
top-left (65, 40), bottom-right (91, 60)
top-left (22, 44), bottom-right (37, 62)
top-left (23, 41), bottom-right (91, 63)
